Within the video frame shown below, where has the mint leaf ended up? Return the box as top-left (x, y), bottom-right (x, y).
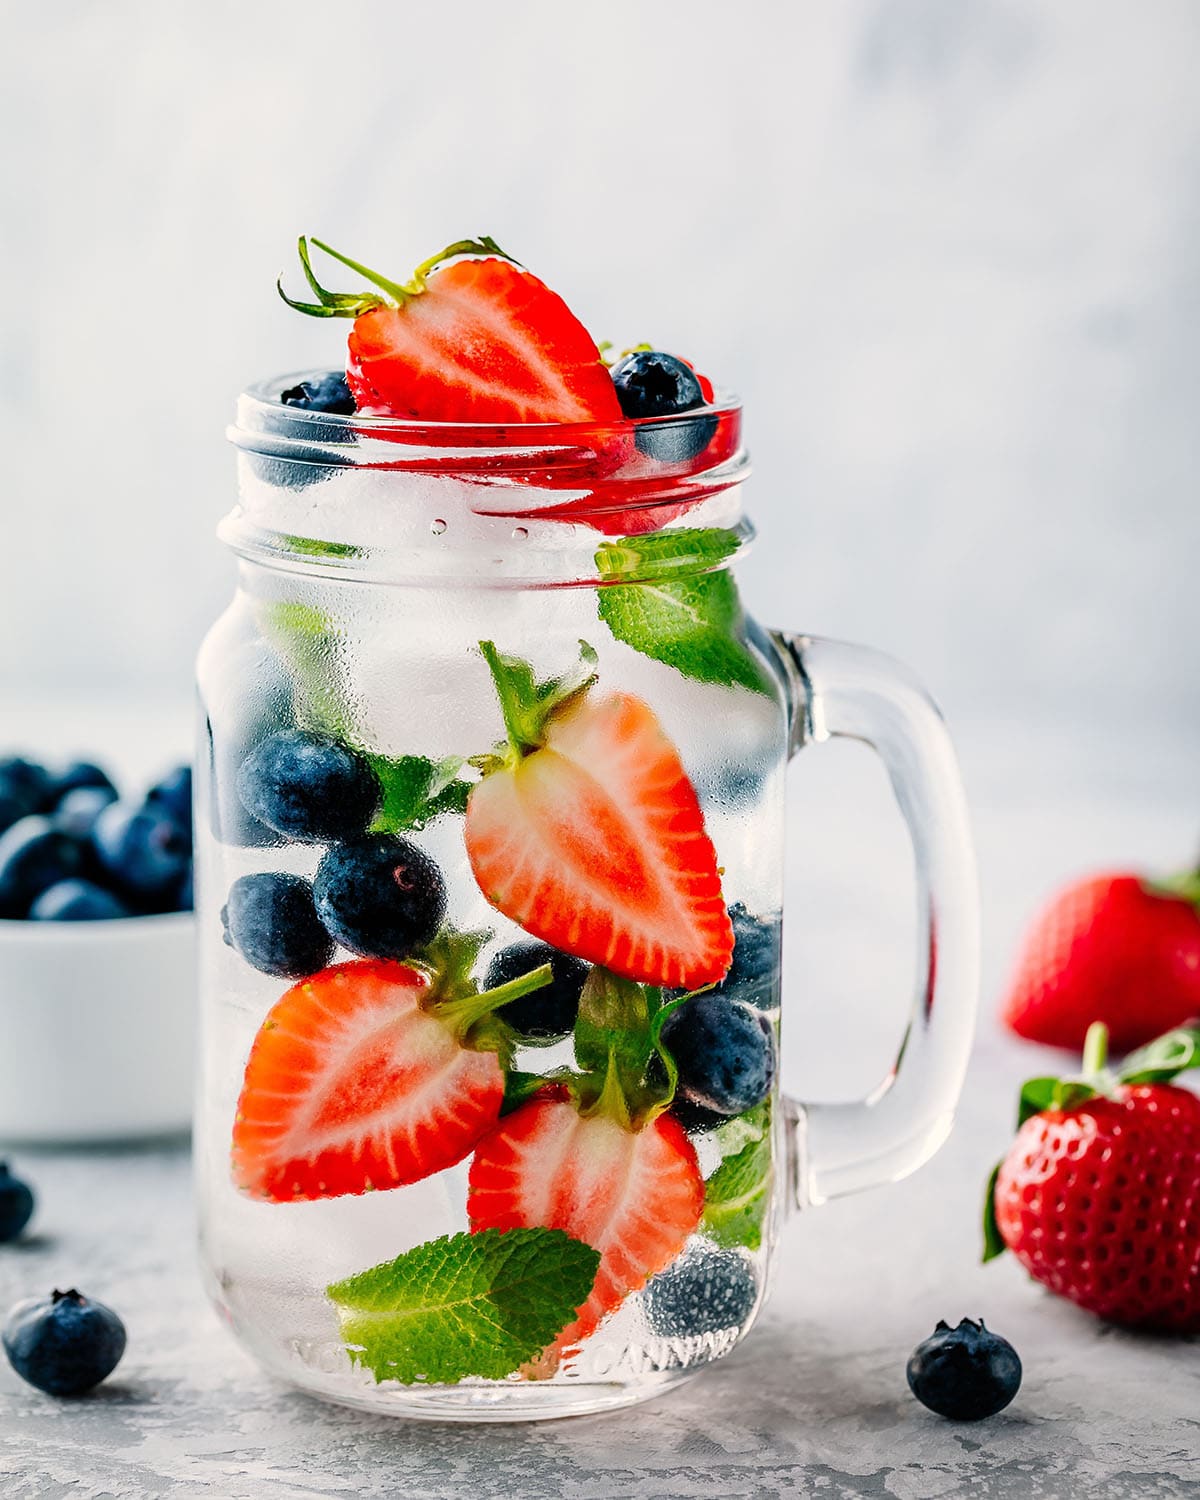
top-left (702, 1104), bottom-right (772, 1251)
top-left (369, 753), bottom-right (471, 833)
top-left (596, 529), bottom-right (769, 694)
top-left (327, 1228), bottom-right (600, 1384)
top-left (257, 600), bottom-right (349, 737)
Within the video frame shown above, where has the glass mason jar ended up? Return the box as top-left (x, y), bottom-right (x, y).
top-left (196, 378), bottom-right (978, 1420)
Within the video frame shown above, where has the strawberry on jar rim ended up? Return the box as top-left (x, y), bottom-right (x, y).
top-left (279, 236), bottom-right (622, 425)
top-left (463, 640), bottom-right (734, 990)
top-left (985, 1020), bottom-right (1200, 1333)
top-left (1001, 867), bottom-right (1200, 1052)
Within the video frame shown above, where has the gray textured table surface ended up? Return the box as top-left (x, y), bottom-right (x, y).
top-left (1, 721), bottom-right (1197, 1500)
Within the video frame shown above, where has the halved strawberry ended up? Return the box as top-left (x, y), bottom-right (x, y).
top-left (464, 644), bottom-right (733, 989)
top-left (280, 236), bottom-right (622, 425)
top-left (468, 1094), bottom-right (704, 1353)
top-left (231, 937), bottom-right (553, 1202)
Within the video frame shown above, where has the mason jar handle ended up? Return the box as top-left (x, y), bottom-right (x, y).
top-left (768, 633), bottom-right (979, 1207)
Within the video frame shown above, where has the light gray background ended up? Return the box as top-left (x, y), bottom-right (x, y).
top-left (2, 0), bottom-right (1198, 741)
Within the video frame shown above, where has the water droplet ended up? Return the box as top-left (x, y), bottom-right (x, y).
top-left (511, 526), bottom-right (529, 541)
top-left (430, 518), bottom-right (447, 535)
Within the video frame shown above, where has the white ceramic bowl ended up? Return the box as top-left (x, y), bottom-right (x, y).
top-left (0, 913), bottom-right (196, 1144)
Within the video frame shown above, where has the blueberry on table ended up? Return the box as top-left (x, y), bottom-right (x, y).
top-left (237, 730), bottom-right (380, 844)
top-left (90, 803), bottom-right (191, 902)
top-left (0, 1163), bottom-right (34, 1242)
top-left (30, 879), bottom-right (131, 922)
top-left (660, 992), bottom-right (775, 1118)
top-left (0, 817), bottom-right (87, 918)
top-left (907, 1318), bottom-right (1022, 1421)
top-left (643, 1245), bottom-right (757, 1338)
top-left (281, 371), bottom-right (356, 415)
top-left (484, 940), bottom-right (588, 1043)
top-left (610, 350), bottom-right (717, 463)
top-left (53, 786), bottom-right (119, 839)
top-left (222, 872), bottom-right (335, 978)
top-left (144, 764), bottom-right (192, 835)
top-left (50, 762), bottom-right (117, 804)
top-left (720, 903), bottom-right (782, 1010)
top-left (3, 1289), bottom-right (126, 1396)
top-left (314, 834), bottom-right (446, 961)
top-left (0, 758), bottom-right (53, 814)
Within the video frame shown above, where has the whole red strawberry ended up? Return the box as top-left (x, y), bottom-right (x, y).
top-left (1001, 870), bottom-right (1200, 1052)
top-left (986, 1022), bottom-right (1200, 1332)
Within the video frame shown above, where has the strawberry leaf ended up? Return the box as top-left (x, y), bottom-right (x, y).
top-left (982, 1162), bottom-right (1006, 1263)
top-left (702, 1104), bottom-right (772, 1251)
top-left (327, 1228), bottom-right (600, 1384)
top-left (1017, 1076), bottom-right (1061, 1127)
top-left (574, 968), bottom-right (660, 1098)
top-left (477, 640), bottom-right (598, 758)
top-left (595, 529), bottom-right (769, 694)
top-left (1119, 1023), bottom-right (1200, 1084)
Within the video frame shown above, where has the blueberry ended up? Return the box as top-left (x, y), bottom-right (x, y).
top-left (0, 758), bottom-right (53, 813)
top-left (144, 764), bottom-right (192, 835)
top-left (721, 903), bottom-right (782, 1011)
top-left (53, 786), bottom-right (119, 839)
top-left (176, 864), bottom-right (194, 913)
top-left (30, 879), bottom-right (131, 922)
top-left (314, 834), bottom-right (446, 961)
top-left (0, 1162), bottom-right (34, 1242)
top-left (237, 731), bottom-right (380, 844)
top-left (90, 803), bottom-right (191, 902)
top-left (669, 1094), bottom-right (730, 1137)
top-left (207, 651), bottom-right (295, 848)
top-left (660, 992), bottom-right (775, 1118)
top-left (222, 872), bottom-right (335, 978)
top-left (0, 781), bottom-right (36, 838)
top-left (0, 817), bottom-right (87, 918)
top-left (281, 372), bottom-right (356, 415)
top-left (610, 350), bottom-right (717, 464)
top-left (3, 1289), bottom-right (126, 1396)
top-left (907, 1318), bottom-right (1022, 1421)
top-left (643, 1245), bottom-right (757, 1338)
top-left (485, 941), bottom-right (588, 1043)
top-left (50, 762), bottom-right (116, 804)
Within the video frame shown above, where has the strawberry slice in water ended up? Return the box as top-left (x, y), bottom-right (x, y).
top-left (464, 643), bottom-right (733, 990)
top-left (468, 1093), bottom-right (704, 1355)
top-left (231, 938), bottom-right (553, 1202)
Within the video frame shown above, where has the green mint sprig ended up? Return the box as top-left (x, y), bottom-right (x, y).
top-left (327, 1228), bottom-right (599, 1384)
top-left (595, 528), bottom-right (769, 695)
top-left (702, 1102), bottom-right (772, 1251)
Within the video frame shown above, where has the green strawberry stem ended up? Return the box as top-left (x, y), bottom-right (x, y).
top-left (434, 963), bottom-right (554, 1046)
top-left (1154, 869), bottom-right (1200, 907)
top-left (1081, 1021), bottom-right (1109, 1077)
top-left (474, 639), bottom-right (598, 768)
top-left (279, 235), bottom-right (516, 321)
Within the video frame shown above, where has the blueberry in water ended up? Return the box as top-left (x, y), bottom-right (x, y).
top-left (53, 786), bottom-right (119, 839)
top-left (720, 903), bottom-right (782, 1011)
top-left (208, 648), bottom-right (295, 848)
top-left (237, 730), bottom-right (380, 844)
top-left (144, 764), bottom-right (192, 834)
top-left (669, 1094), bottom-right (730, 1137)
top-left (3, 1289), bottom-right (126, 1396)
top-left (907, 1318), bottom-right (1022, 1421)
top-left (222, 872), bottom-right (335, 978)
top-left (0, 758), bottom-right (53, 813)
top-left (610, 350), bottom-right (717, 464)
top-left (30, 879), bottom-right (131, 922)
top-left (0, 1163), bottom-right (34, 1242)
top-left (314, 834), bottom-right (446, 961)
top-left (0, 817), bottom-right (87, 918)
top-left (50, 762), bottom-right (116, 804)
top-left (281, 371), bottom-right (356, 415)
top-left (660, 992), bottom-right (775, 1118)
top-left (90, 803), bottom-right (191, 901)
top-left (485, 940), bottom-right (588, 1042)
top-left (643, 1246), bottom-right (757, 1338)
